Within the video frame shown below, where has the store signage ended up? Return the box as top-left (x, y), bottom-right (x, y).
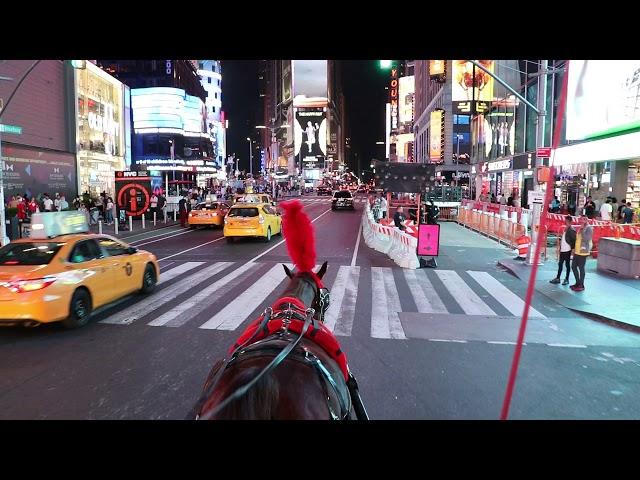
top-left (537, 147), bottom-right (552, 158)
top-left (487, 159), bottom-right (512, 171)
top-left (528, 190), bottom-right (545, 205)
top-left (390, 68), bottom-right (399, 133)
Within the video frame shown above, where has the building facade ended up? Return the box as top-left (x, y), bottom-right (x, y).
top-left (197, 60), bottom-right (226, 168)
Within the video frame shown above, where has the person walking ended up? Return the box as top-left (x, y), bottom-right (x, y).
top-left (583, 196), bottom-right (596, 219)
top-left (550, 215), bottom-right (576, 286)
top-left (43, 194), bottom-right (54, 212)
top-left (599, 197), bottom-right (612, 220)
top-left (394, 206), bottom-right (407, 231)
top-left (150, 193), bottom-right (158, 218)
top-left (617, 198), bottom-right (627, 222)
top-left (178, 196), bottom-right (188, 228)
top-left (571, 215), bottom-right (593, 292)
top-left (379, 194), bottom-right (388, 221)
top-left (105, 197), bottom-right (115, 225)
top-left (622, 202), bottom-right (635, 224)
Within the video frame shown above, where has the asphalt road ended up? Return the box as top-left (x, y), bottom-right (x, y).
top-left (1, 195), bottom-right (639, 419)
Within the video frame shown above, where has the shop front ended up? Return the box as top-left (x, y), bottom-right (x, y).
top-left (75, 62), bottom-right (127, 198)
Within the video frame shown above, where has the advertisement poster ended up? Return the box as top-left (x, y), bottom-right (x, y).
top-left (294, 107), bottom-right (327, 169)
top-left (429, 60), bottom-right (445, 78)
top-left (115, 171), bottom-right (152, 217)
top-left (429, 110), bottom-right (444, 163)
top-left (399, 75), bottom-right (415, 135)
top-left (417, 224), bottom-right (440, 257)
top-left (282, 60), bottom-right (292, 103)
top-left (452, 60), bottom-right (494, 114)
top-left (566, 60), bottom-right (640, 140)
top-left (1, 144), bottom-right (77, 200)
top-left (292, 60), bottom-right (328, 100)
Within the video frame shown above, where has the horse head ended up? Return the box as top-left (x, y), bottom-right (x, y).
top-left (281, 261), bottom-right (330, 322)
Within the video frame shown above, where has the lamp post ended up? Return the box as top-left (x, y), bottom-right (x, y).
top-left (246, 137), bottom-right (253, 177)
top-left (1, 60), bottom-right (86, 246)
top-left (455, 134), bottom-right (463, 188)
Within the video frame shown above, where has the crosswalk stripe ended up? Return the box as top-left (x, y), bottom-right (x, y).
top-left (466, 271), bottom-right (546, 318)
top-left (158, 262), bottom-right (205, 286)
top-left (100, 262), bottom-right (233, 325)
top-left (324, 266), bottom-right (360, 336)
top-left (404, 269), bottom-right (448, 313)
top-left (148, 262), bottom-right (261, 327)
top-left (371, 267), bottom-right (406, 339)
top-left (199, 263), bottom-right (292, 331)
top-left (435, 270), bottom-right (497, 316)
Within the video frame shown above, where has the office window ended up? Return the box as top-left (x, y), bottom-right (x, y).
top-left (208, 77), bottom-right (212, 84)
top-left (215, 92), bottom-right (218, 99)
top-left (213, 106), bottom-right (216, 113)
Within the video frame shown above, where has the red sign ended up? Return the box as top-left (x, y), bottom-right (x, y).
top-left (537, 147), bottom-right (552, 158)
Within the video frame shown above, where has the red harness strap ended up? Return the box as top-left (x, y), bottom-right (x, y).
top-left (229, 298), bottom-right (348, 382)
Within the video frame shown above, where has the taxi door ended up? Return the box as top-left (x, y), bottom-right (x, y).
top-left (96, 238), bottom-right (142, 299)
top-left (65, 239), bottom-right (114, 308)
top-left (263, 205), bottom-right (281, 234)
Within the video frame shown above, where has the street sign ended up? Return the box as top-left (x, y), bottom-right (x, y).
top-left (0, 124), bottom-right (23, 135)
top-left (528, 190), bottom-right (545, 205)
top-left (537, 147), bottom-right (552, 158)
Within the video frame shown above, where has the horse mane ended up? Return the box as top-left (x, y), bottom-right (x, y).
top-left (280, 200), bottom-right (316, 273)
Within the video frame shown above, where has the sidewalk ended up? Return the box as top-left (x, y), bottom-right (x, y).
top-left (87, 218), bottom-right (181, 240)
top-left (498, 255), bottom-right (640, 329)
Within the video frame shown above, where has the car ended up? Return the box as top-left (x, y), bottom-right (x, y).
top-left (188, 202), bottom-right (230, 228)
top-left (0, 211), bottom-right (159, 329)
top-left (224, 203), bottom-right (282, 243)
top-left (332, 190), bottom-right (355, 210)
top-left (317, 185), bottom-right (332, 196)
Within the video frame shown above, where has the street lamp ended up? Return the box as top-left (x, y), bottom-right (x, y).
top-left (1, 60), bottom-right (86, 246)
top-left (246, 137), bottom-right (253, 177)
top-left (379, 60), bottom-right (393, 69)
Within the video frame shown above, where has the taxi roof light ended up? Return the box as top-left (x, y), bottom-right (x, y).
top-left (29, 212), bottom-right (89, 239)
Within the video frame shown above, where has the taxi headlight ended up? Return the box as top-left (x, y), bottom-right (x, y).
top-left (5, 276), bottom-right (57, 294)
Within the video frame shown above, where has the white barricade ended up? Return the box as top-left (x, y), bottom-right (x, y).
top-left (361, 204), bottom-right (418, 269)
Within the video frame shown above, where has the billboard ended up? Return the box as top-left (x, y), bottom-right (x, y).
top-left (429, 110), bottom-right (445, 163)
top-left (389, 67), bottom-right (399, 133)
top-left (566, 60), bottom-right (640, 140)
top-left (399, 76), bottom-right (415, 134)
top-left (452, 60), bottom-right (494, 115)
top-left (373, 161), bottom-right (436, 193)
top-left (429, 60), bottom-right (446, 79)
top-left (131, 87), bottom-right (206, 134)
top-left (115, 171), bottom-right (152, 217)
top-left (282, 60), bottom-right (292, 103)
top-left (1, 144), bottom-right (77, 200)
top-left (293, 60), bottom-right (328, 101)
top-left (294, 107), bottom-right (327, 170)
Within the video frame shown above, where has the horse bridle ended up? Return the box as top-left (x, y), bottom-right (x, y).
top-left (195, 275), bottom-right (352, 420)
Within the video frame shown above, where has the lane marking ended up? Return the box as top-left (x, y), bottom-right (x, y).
top-left (547, 343), bottom-right (587, 348)
top-left (404, 269), bottom-right (448, 313)
top-left (149, 262), bottom-right (261, 327)
top-left (350, 217), bottom-right (363, 267)
top-left (158, 236), bottom-right (226, 262)
top-left (128, 227), bottom-right (184, 244)
top-left (158, 262), bottom-right (205, 286)
top-left (199, 264), bottom-right (292, 331)
top-left (115, 224), bottom-right (182, 241)
top-left (487, 341), bottom-right (522, 345)
top-left (134, 228), bottom-right (195, 247)
top-left (324, 266), bottom-right (359, 335)
top-left (467, 271), bottom-right (546, 318)
top-left (435, 270), bottom-right (496, 316)
top-left (428, 339), bottom-right (467, 343)
top-left (371, 267), bottom-right (406, 339)
top-left (100, 262), bottom-right (233, 325)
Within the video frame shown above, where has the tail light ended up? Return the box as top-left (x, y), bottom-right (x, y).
top-left (4, 277), bottom-right (57, 294)
top-left (258, 215), bottom-right (265, 224)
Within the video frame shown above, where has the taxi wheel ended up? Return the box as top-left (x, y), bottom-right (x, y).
top-left (264, 227), bottom-right (272, 242)
top-left (63, 289), bottom-right (92, 329)
top-left (141, 264), bottom-right (157, 294)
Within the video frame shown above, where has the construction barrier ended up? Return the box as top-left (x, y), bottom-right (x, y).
top-left (362, 204), bottom-right (419, 269)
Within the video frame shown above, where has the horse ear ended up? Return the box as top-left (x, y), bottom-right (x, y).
top-left (316, 261), bottom-right (328, 279)
top-left (283, 264), bottom-right (293, 278)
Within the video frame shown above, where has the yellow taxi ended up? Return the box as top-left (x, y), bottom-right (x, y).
top-left (224, 203), bottom-right (282, 243)
top-left (188, 201), bottom-right (230, 228)
top-left (0, 212), bottom-right (159, 329)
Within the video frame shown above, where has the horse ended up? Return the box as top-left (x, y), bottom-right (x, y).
top-left (189, 261), bottom-right (368, 420)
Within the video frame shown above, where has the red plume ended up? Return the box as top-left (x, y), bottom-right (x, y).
top-left (280, 200), bottom-right (316, 273)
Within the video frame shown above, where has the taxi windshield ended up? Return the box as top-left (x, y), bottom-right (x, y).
top-left (228, 208), bottom-right (259, 218)
top-left (0, 242), bottom-right (65, 266)
top-left (197, 203), bottom-right (219, 210)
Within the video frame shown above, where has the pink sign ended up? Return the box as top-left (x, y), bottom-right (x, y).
top-left (417, 224), bottom-right (440, 256)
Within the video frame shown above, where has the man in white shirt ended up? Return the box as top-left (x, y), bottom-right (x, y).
top-left (599, 198), bottom-right (612, 221)
top-left (550, 215), bottom-right (576, 286)
top-left (54, 193), bottom-right (61, 211)
top-left (378, 194), bottom-right (388, 221)
top-left (43, 195), bottom-right (54, 212)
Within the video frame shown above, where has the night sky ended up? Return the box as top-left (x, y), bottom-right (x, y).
top-left (222, 60), bottom-right (388, 174)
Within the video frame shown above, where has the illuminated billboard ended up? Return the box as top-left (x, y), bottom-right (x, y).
top-left (294, 107), bottom-right (327, 170)
top-left (429, 110), bottom-right (445, 163)
top-left (566, 60), bottom-right (640, 140)
top-left (390, 67), bottom-right (399, 133)
top-left (398, 75), bottom-right (415, 135)
top-left (131, 87), bottom-right (206, 135)
top-left (429, 60), bottom-right (445, 78)
top-left (452, 60), bottom-right (494, 115)
top-left (293, 60), bottom-right (328, 102)
top-left (282, 60), bottom-right (292, 103)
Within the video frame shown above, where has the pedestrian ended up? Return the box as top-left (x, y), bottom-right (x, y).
top-left (550, 215), bottom-right (575, 286)
top-left (499, 194), bottom-right (507, 206)
top-left (28, 198), bottom-right (39, 215)
top-left (179, 196), bottom-right (188, 227)
top-left (583, 196), bottom-right (596, 219)
top-left (611, 197), bottom-right (618, 221)
top-left (394, 206), bottom-right (407, 230)
top-left (622, 202), bottom-right (634, 224)
top-left (599, 197), bottom-right (612, 221)
top-left (105, 197), bottom-right (115, 225)
top-left (54, 193), bottom-right (61, 211)
top-left (507, 195), bottom-right (514, 207)
top-left (43, 194), bottom-right (54, 212)
top-left (571, 215), bottom-right (593, 292)
top-left (150, 192), bottom-right (158, 218)
top-left (59, 195), bottom-right (69, 211)
top-left (378, 193), bottom-right (388, 221)
top-left (617, 198), bottom-right (626, 222)
top-left (17, 197), bottom-right (27, 221)
top-left (550, 196), bottom-right (561, 213)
